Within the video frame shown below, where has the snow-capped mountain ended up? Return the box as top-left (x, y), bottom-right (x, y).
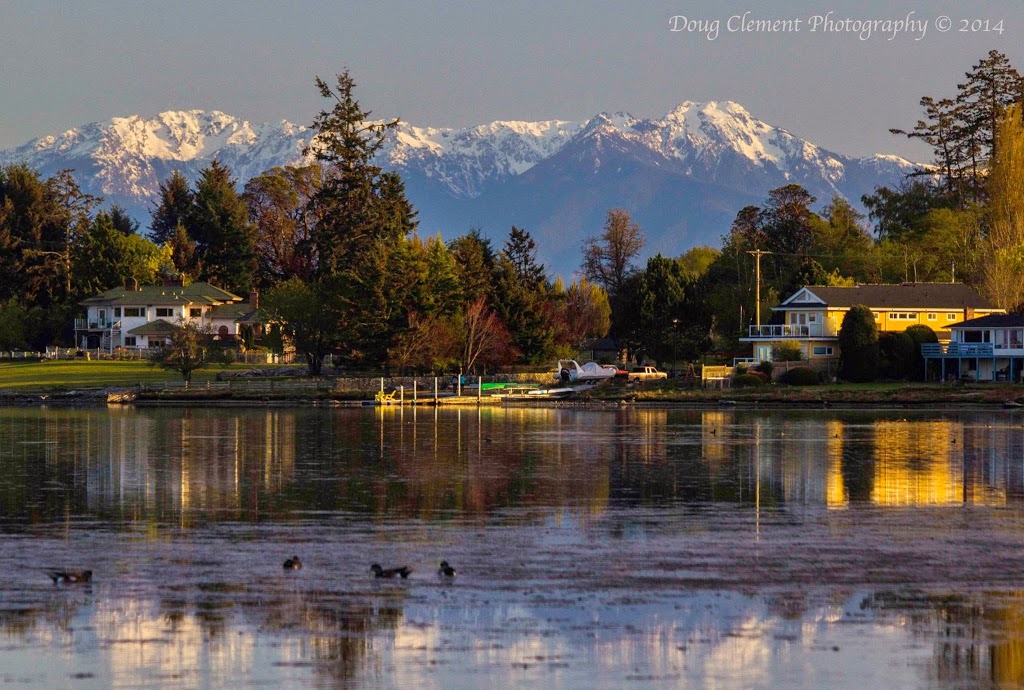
top-left (0, 103), bottom-right (916, 276)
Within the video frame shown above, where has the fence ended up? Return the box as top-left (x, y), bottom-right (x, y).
top-left (139, 379), bottom-right (338, 394)
top-left (0, 348), bottom-right (299, 364)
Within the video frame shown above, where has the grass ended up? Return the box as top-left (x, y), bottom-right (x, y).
top-left (587, 379), bottom-right (1024, 406)
top-left (0, 360), bottom-right (258, 391)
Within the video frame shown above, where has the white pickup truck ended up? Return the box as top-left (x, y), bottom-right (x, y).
top-left (629, 366), bottom-right (668, 383)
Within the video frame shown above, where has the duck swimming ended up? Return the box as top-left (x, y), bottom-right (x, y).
top-left (48, 570), bottom-right (92, 584)
top-left (370, 564), bottom-right (412, 579)
top-left (438, 561), bottom-right (456, 577)
top-left (283, 556), bottom-right (302, 570)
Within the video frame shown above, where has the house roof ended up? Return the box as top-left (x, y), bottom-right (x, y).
top-left (208, 301), bottom-right (263, 324)
top-left (780, 284), bottom-right (997, 310)
top-left (127, 319), bottom-right (178, 336)
top-left (81, 282), bottom-right (241, 307)
top-left (952, 314), bottom-right (1024, 329)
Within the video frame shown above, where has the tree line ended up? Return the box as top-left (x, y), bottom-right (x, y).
top-left (2, 50), bottom-right (1022, 376)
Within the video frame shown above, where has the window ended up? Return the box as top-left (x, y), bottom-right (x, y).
top-left (155, 308), bottom-right (174, 318)
top-left (114, 307), bottom-right (121, 317)
top-left (812, 346), bottom-right (834, 356)
top-left (123, 307), bottom-right (143, 317)
top-left (149, 339), bottom-right (165, 348)
top-left (189, 308), bottom-right (202, 318)
top-left (927, 313), bottom-right (937, 321)
top-left (123, 336), bottom-right (136, 347)
top-left (889, 312), bottom-right (917, 320)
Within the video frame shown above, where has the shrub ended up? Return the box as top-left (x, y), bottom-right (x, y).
top-left (838, 304), bottom-right (879, 382)
top-left (905, 324), bottom-right (939, 381)
top-left (879, 331), bottom-right (916, 380)
top-left (733, 373), bottom-right (765, 388)
top-left (771, 340), bottom-right (803, 362)
top-left (746, 370), bottom-right (770, 383)
top-left (780, 366), bottom-right (820, 386)
top-left (756, 360), bottom-right (774, 378)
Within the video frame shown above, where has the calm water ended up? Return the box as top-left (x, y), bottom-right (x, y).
top-left (2, 405), bottom-right (1024, 688)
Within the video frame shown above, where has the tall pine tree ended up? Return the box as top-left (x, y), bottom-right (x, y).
top-left (190, 160), bottom-right (256, 293)
top-left (150, 170), bottom-right (194, 245)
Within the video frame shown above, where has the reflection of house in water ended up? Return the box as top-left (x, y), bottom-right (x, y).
top-left (92, 600), bottom-right (256, 685)
top-left (80, 409), bottom-right (298, 521)
top-left (870, 420), bottom-right (965, 506)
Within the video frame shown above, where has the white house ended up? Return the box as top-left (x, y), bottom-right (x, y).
top-left (921, 314), bottom-right (1024, 382)
top-left (75, 278), bottom-right (263, 350)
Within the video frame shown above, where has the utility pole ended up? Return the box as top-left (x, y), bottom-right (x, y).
top-left (746, 250), bottom-right (769, 330)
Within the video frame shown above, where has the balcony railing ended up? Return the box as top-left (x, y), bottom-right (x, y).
top-left (921, 342), bottom-right (995, 357)
top-left (746, 324), bottom-right (827, 338)
top-left (74, 319), bottom-right (121, 331)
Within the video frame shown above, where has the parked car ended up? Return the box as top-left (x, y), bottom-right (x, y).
top-left (629, 366), bottom-right (668, 383)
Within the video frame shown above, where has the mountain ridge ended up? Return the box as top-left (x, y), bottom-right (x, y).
top-left (0, 102), bottom-right (917, 277)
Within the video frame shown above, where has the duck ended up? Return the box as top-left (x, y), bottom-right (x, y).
top-left (438, 560), bottom-right (456, 577)
top-left (371, 564), bottom-right (412, 579)
top-left (48, 570), bottom-right (92, 584)
top-left (283, 556), bottom-right (302, 570)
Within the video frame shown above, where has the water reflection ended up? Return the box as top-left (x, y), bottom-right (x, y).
top-left (2, 407), bottom-right (1024, 525)
top-left (2, 406), bottom-right (1024, 687)
top-left (6, 580), bottom-right (1024, 688)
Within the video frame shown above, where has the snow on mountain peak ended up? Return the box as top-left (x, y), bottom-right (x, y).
top-left (0, 104), bottom-right (917, 223)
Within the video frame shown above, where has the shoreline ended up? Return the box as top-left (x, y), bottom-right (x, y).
top-left (0, 384), bottom-right (1021, 410)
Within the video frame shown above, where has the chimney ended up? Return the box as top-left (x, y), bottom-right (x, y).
top-left (248, 291), bottom-right (259, 310)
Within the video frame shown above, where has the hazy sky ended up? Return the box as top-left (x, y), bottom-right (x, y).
top-left (1, 0), bottom-right (1021, 160)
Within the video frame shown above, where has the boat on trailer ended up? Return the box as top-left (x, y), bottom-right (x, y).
top-left (554, 360), bottom-right (618, 384)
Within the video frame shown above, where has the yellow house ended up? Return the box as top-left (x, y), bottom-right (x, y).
top-left (740, 283), bottom-right (1004, 364)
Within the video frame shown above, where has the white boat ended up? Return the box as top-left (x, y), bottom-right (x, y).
top-left (554, 360), bottom-right (617, 384)
top-left (499, 386), bottom-right (574, 400)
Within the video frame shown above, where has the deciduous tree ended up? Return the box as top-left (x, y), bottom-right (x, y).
top-left (148, 320), bottom-right (210, 384)
top-left (581, 208), bottom-right (644, 298)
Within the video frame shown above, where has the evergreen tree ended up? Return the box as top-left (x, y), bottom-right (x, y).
top-left (108, 204), bottom-right (139, 235)
top-left (190, 160), bottom-right (256, 292)
top-left (956, 50), bottom-right (1024, 200)
top-left (892, 50), bottom-right (1023, 205)
top-left (501, 226), bottom-right (546, 288)
top-left (306, 70), bottom-right (403, 275)
top-left (492, 227), bottom-right (553, 363)
top-left (168, 222), bottom-right (200, 279)
top-left (449, 229), bottom-right (496, 304)
top-left (838, 305), bottom-right (879, 382)
top-left (150, 170), bottom-right (193, 245)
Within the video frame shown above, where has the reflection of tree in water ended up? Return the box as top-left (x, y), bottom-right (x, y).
top-left (0, 588), bottom-right (91, 646)
top-left (863, 590), bottom-right (1024, 687)
top-left (258, 589), bottom-right (406, 685)
top-left (153, 580), bottom-right (407, 686)
top-left (10, 407), bottom-right (1024, 527)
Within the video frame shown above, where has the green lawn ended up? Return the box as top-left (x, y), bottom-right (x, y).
top-left (0, 360), bottom-right (248, 391)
